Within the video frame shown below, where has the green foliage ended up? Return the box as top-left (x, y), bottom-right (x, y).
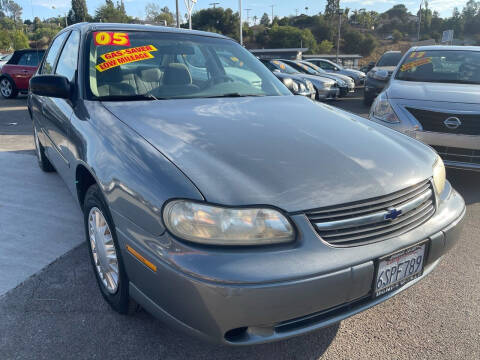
top-left (324, 0), bottom-right (340, 20)
top-left (342, 30), bottom-right (378, 56)
top-left (94, 0), bottom-right (131, 23)
top-left (191, 8), bottom-right (239, 40)
top-left (145, 4), bottom-right (174, 25)
top-left (260, 13), bottom-right (270, 26)
top-left (392, 29), bottom-right (403, 42)
top-left (68, 0), bottom-right (89, 24)
top-left (317, 39), bottom-right (334, 53)
top-left (12, 29), bottom-right (28, 49)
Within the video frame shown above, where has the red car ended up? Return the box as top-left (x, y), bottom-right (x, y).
top-left (0, 49), bottom-right (45, 98)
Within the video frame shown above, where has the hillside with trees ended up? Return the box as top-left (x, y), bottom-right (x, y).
top-left (1, 0), bottom-right (480, 63)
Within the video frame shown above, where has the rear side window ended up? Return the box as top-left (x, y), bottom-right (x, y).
top-left (17, 52), bottom-right (44, 67)
top-left (55, 31), bottom-right (80, 82)
top-left (41, 32), bottom-right (69, 74)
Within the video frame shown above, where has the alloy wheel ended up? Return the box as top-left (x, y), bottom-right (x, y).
top-left (0, 79), bottom-right (12, 97)
top-left (88, 207), bottom-right (119, 294)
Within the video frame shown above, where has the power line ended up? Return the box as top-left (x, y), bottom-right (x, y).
top-left (244, 8), bottom-right (252, 24)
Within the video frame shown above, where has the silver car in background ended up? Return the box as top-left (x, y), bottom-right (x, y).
top-left (370, 46), bottom-right (480, 171)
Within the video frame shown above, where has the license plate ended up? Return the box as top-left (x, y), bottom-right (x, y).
top-left (374, 243), bottom-right (426, 297)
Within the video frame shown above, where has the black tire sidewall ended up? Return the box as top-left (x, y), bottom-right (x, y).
top-left (33, 123), bottom-right (55, 172)
top-left (83, 184), bottom-right (131, 314)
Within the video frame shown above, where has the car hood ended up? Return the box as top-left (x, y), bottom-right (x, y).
top-left (341, 69), bottom-right (364, 78)
top-left (298, 74), bottom-right (335, 85)
top-left (387, 80), bottom-right (480, 104)
top-left (103, 96), bottom-right (436, 212)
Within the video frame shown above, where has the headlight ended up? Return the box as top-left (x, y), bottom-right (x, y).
top-left (433, 156), bottom-right (446, 195)
top-left (371, 94), bottom-right (400, 123)
top-left (163, 200), bottom-right (295, 245)
top-left (368, 69), bottom-right (389, 81)
top-left (298, 82), bottom-right (306, 92)
top-left (337, 79), bottom-right (346, 87)
top-left (305, 80), bottom-right (314, 92)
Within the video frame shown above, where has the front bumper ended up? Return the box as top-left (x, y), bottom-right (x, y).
top-left (115, 184), bottom-right (465, 345)
top-left (317, 86), bottom-right (339, 100)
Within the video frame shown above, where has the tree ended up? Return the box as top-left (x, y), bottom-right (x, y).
top-left (266, 25), bottom-right (318, 52)
top-left (392, 29), bottom-right (403, 42)
top-left (317, 39), bottom-right (333, 53)
top-left (145, 3), bottom-right (174, 25)
top-left (12, 29), bottom-right (28, 49)
top-left (68, 0), bottom-right (89, 24)
top-left (342, 30), bottom-right (377, 56)
top-left (260, 12), bottom-right (270, 26)
top-left (324, 0), bottom-right (340, 20)
top-left (1, 0), bottom-right (22, 24)
top-left (191, 8), bottom-right (239, 39)
top-left (94, 0), bottom-right (131, 23)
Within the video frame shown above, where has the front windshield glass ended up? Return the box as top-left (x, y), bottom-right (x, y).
top-left (395, 49), bottom-right (480, 84)
top-left (377, 52), bottom-right (402, 67)
top-left (86, 31), bottom-right (291, 100)
top-left (271, 60), bottom-right (299, 74)
top-left (302, 61), bottom-right (325, 73)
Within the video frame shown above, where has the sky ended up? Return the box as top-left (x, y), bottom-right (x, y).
top-left (18, 0), bottom-right (469, 22)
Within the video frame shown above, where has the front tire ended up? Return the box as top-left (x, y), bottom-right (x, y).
top-left (83, 184), bottom-right (137, 314)
top-left (0, 77), bottom-right (18, 99)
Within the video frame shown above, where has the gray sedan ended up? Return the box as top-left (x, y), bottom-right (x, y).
top-left (28, 23), bottom-right (465, 345)
top-left (369, 46), bottom-right (480, 171)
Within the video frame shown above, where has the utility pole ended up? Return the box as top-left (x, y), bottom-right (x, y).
top-left (209, 2), bottom-right (219, 8)
top-left (270, 5), bottom-right (275, 24)
top-left (295, 9), bottom-right (298, 17)
top-left (417, 0), bottom-right (424, 41)
top-left (184, 0), bottom-right (197, 30)
top-left (336, 9), bottom-right (344, 64)
top-left (239, 0), bottom-right (243, 45)
top-left (176, 0), bottom-right (180, 28)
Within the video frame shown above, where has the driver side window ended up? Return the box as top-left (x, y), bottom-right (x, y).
top-left (55, 31), bottom-right (80, 82)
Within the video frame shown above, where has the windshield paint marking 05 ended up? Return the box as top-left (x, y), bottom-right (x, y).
top-left (409, 51), bottom-right (426, 59)
top-left (96, 45), bottom-right (158, 72)
top-left (400, 57), bottom-right (432, 72)
top-left (94, 32), bottom-right (131, 46)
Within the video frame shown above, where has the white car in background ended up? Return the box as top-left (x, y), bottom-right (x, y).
top-left (0, 53), bottom-right (12, 71)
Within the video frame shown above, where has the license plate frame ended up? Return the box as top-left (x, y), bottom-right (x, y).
top-left (373, 241), bottom-right (429, 298)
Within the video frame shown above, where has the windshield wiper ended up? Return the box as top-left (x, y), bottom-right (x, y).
top-left (203, 93), bottom-right (265, 98)
top-left (96, 94), bottom-right (167, 101)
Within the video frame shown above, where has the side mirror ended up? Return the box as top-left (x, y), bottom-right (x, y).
top-left (30, 75), bottom-right (71, 99)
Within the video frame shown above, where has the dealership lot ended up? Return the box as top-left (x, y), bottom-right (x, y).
top-left (0, 95), bottom-right (479, 359)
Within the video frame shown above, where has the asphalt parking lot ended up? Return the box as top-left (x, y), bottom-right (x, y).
top-left (0, 93), bottom-right (479, 359)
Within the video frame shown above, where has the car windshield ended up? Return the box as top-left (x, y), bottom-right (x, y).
top-left (377, 53), bottom-right (402, 67)
top-left (270, 60), bottom-right (299, 75)
top-left (302, 61), bottom-right (325, 73)
top-left (395, 49), bottom-right (480, 85)
top-left (290, 61), bottom-right (318, 75)
top-left (86, 31), bottom-right (290, 100)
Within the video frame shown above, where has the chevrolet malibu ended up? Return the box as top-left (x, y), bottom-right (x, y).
top-left (28, 23), bottom-right (465, 345)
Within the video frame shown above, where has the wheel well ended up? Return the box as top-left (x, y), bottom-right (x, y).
top-left (76, 165), bottom-right (97, 208)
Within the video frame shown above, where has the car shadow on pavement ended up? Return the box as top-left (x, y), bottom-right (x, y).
top-left (447, 169), bottom-right (480, 205)
top-left (0, 244), bottom-right (339, 360)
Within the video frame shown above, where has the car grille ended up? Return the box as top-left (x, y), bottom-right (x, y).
top-left (406, 108), bottom-right (480, 136)
top-left (306, 179), bottom-right (435, 246)
top-left (432, 145), bottom-right (480, 165)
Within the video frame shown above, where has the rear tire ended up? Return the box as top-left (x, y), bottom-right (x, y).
top-left (83, 184), bottom-right (138, 315)
top-left (0, 77), bottom-right (18, 99)
top-left (33, 124), bottom-right (55, 172)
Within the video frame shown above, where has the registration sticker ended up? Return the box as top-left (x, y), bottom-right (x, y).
top-left (94, 32), bottom-right (130, 46)
top-left (400, 57), bottom-right (432, 72)
top-left (96, 45), bottom-right (158, 72)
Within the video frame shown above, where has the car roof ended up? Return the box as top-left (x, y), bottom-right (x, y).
top-left (383, 50), bottom-right (401, 54)
top-left (63, 22), bottom-right (230, 40)
top-left (410, 45), bottom-right (480, 52)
